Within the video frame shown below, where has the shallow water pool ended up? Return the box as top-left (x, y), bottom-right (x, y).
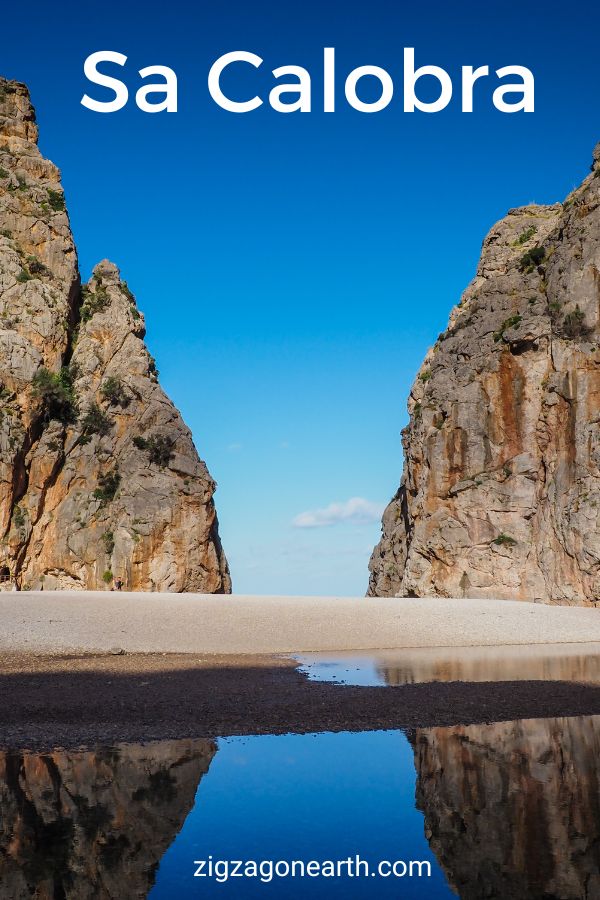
top-left (3, 646), bottom-right (600, 898)
top-left (2, 714), bottom-right (600, 898)
top-left (296, 641), bottom-right (600, 686)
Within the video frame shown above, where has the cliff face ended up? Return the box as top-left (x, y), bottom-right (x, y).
top-left (413, 716), bottom-right (600, 899)
top-left (0, 78), bottom-right (230, 591)
top-left (0, 738), bottom-right (216, 898)
top-left (369, 143), bottom-right (600, 604)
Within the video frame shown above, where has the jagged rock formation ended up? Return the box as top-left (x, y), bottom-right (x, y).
top-left (369, 143), bottom-right (600, 604)
top-left (412, 716), bottom-right (600, 899)
top-left (0, 78), bottom-right (230, 591)
top-left (0, 738), bottom-right (216, 898)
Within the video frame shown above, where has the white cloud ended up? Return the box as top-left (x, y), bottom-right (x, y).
top-left (292, 497), bottom-right (385, 529)
top-left (227, 442), bottom-right (243, 452)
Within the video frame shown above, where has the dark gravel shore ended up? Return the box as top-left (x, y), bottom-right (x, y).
top-left (2, 652), bottom-right (600, 750)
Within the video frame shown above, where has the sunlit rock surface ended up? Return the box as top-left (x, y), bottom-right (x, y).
top-left (0, 78), bottom-right (230, 592)
top-left (370, 144), bottom-right (600, 604)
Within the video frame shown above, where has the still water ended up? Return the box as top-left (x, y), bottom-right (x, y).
top-left (2, 714), bottom-right (600, 898)
top-left (297, 642), bottom-right (600, 686)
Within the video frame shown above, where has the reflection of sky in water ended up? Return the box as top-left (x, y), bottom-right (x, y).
top-left (296, 643), bottom-right (600, 687)
top-left (296, 656), bottom-right (387, 686)
top-left (2, 714), bottom-right (600, 897)
top-left (150, 731), bottom-right (455, 899)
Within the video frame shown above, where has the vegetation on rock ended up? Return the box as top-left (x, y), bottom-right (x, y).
top-left (133, 434), bottom-right (176, 468)
top-left (100, 376), bottom-right (129, 407)
top-left (47, 189), bottom-right (65, 212)
top-left (369, 145), bottom-right (600, 604)
top-left (79, 402), bottom-right (111, 439)
top-left (93, 469), bottom-right (121, 505)
top-left (562, 305), bottom-right (591, 339)
top-left (32, 366), bottom-right (77, 423)
top-left (492, 533), bottom-right (517, 547)
top-left (518, 246), bottom-right (545, 273)
top-left (80, 284), bottom-right (110, 322)
top-left (0, 76), bottom-right (230, 593)
top-left (101, 530), bottom-right (115, 555)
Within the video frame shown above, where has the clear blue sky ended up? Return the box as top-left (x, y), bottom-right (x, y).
top-left (2, 0), bottom-right (598, 594)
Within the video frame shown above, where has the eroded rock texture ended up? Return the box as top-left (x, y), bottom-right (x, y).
top-left (0, 738), bottom-right (216, 898)
top-left (0, 78), bottom-right (230, 591)
top-left (413, 716), bottom-right (600, 899)
top-left (369, 143), bottom-right (600, 603)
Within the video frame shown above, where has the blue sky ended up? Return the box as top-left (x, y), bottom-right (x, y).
top-left (2, 0), bottom-right (599, 594)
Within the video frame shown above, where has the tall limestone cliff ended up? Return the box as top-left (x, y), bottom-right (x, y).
top-left (0, 78), bottom-right (230, 591)
top-left (369, 143), bottom-right (600, 604)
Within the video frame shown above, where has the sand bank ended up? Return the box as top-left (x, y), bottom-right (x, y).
top-left (2, 651), bottom-right (600, 749)
top-left (1, 592), bottom-right (600, 655)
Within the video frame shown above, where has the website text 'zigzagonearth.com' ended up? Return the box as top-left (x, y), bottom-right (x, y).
top-left (193, 855), bottom-right (432, 884)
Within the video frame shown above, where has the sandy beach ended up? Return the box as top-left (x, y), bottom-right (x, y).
top-left (1, 591), bottom-right (600, 749)
top-left (2, 591), bottom-right (600, 655)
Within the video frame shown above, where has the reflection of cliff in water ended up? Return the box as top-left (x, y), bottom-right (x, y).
top-left (0, 738), bottom-right (216, 899)
top-left (412, 715), bottom-right (600, 899)
top-left (379, 644), bottom-right (600, 685)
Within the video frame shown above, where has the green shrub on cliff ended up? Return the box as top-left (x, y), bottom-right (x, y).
top-left (26, 255), bottom-right (48, 276)
top-left (93, 469), bottom-right (121, 505)
top-left (101, 530), bottom-right (115, 555)
top-left (80, 285), bottom-right (110, 322)
top-left (514, 225), bottom-right (537, 246)
top-left (12, 505), bottom-right (25, 531)
top-left (133, 433), bottom-right (176, 468)
top-left (493, 315), bottom-right (522, 343)
top-left (519, 246), bottom-right (545, 273)
top-left (80, 402), bottom-right (111, 439)
top-left (100, 376), bottom-right (129, 407)
top-left (492, 533), bottom-right (517, 546)
top-left (562, 305), bottom-right (591, 339)
top-left (32, 366), bottom-right (77, 423)
top-left (47, 189), bottom-right (65, 212)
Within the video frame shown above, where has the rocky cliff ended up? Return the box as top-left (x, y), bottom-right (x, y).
top-left (0, 738), bottom-right (216, 898)
top-left (412, 716), bottom-right (600, 899)
top-left (369, 143), bottom-right (600, 604)
top-left (0, 78), bottom-right (230, 591)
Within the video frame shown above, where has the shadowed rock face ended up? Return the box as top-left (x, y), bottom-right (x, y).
top-left (413, 716), bottom-right (600, 899)
top-left (369, 143), bottom-right (600, 603)
top-left (0, 78), bottom-right (230, 591)
top-left (0, 738), bottom-right (216, 898)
